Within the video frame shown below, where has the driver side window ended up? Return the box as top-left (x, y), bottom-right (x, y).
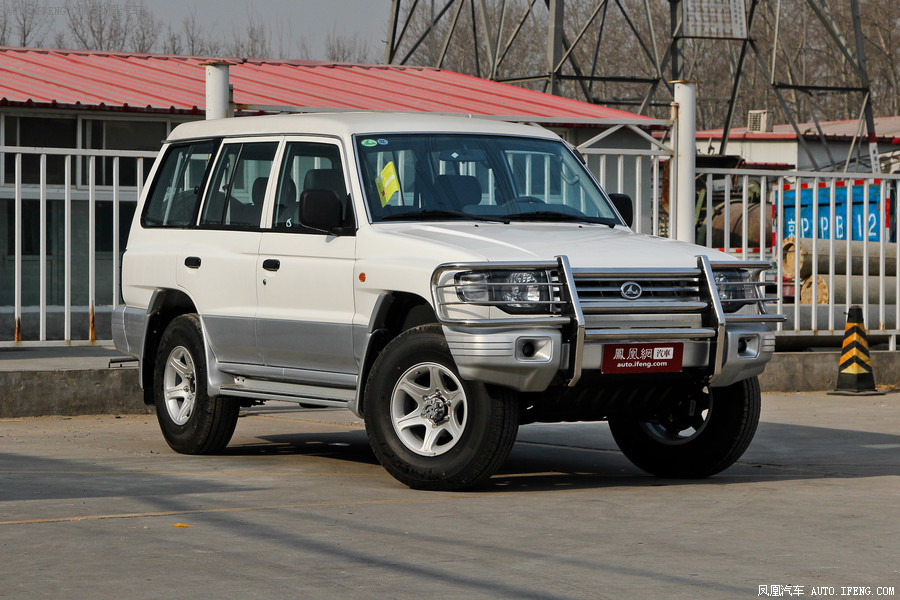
top-left (272, 142), bottom-right (350, 233)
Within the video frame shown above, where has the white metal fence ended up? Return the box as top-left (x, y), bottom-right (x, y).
top-left (582, 130), bottom-right (900, 344)
top-left (577, 122), bottom-right (673, 238)
top-left (0, 146), bottom-right (156, 347)
top-left (3, 143), bottom-right (898, 347)
top-left (695, 167), bottom-right (900, 345)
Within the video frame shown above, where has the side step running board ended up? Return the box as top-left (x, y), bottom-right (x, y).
top-left (219, 376), bottom-right (354, 407)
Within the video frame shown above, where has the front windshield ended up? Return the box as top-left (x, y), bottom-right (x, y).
top-left (355, 133), bottom-right (621, 224)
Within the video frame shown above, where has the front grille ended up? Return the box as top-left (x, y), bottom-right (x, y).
top-left (571, 268), bottom-right (707, 314)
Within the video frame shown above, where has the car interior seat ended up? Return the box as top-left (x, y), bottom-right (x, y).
top-left (303, 168), bottom-right (349, 223)
top-left (227, 176), bottom-right (267, 226)
top-left (434, 174), bottom-right (482, 211)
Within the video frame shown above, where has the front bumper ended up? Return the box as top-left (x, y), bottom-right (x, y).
top-left (445, 323), bottom-right (775, 391)
top-left (433, 255), bottom-right (784, 391)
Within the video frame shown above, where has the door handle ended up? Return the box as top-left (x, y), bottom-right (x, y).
top-left (184, 256), bottom-right (201, 269)
top-left (262, 258), bottom-right (281, 272)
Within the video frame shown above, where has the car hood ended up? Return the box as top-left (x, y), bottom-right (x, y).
top-left (378, 221), bottom-right (732, 268)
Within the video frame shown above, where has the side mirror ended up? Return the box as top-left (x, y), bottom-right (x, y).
top-left (300, 190), bottom-right (344, 234)
top-left (608, 193), bottom-right (633, 228)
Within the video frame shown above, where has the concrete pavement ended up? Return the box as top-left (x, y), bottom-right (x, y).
top-left (1, 391), bottom-right (898, 599)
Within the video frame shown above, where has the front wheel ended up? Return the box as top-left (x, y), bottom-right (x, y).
top-left (608, 376), bottom-right (761, 478)
top-left (154, 314), bottom-right (239, 454)
top-left (364, 325), bottom-right (519, 491)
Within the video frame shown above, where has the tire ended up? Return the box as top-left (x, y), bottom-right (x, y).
top-left (608, 376), bottom-right (761, 478)
top-left (154, 314), bottom-right (239, 454)
top-left (364, 325), bottom-right (519, 491)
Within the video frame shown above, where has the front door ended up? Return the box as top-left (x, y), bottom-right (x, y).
top-left (255, 139), bottom-right (358, 377)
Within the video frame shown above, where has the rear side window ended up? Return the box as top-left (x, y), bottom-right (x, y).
top-left (142, 141), bottom-right (217, 228)
top-left (200, 141), bottom-right (278, 228)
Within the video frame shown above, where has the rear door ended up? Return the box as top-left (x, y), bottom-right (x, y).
top-left (255, 138), bottom-right (358, 377)
top-left (176, 138), bottom-right (279, 365)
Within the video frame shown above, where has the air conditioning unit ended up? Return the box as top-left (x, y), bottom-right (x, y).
top-left (747, 110), bottom-right (773, 133)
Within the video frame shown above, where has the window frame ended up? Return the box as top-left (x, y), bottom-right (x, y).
top-left (354, 132), bottom-right (618, 224)
top-left (140, 138), bottom-right (220, 229)
top-left (196, 136), bottom-right (282, 232)
top-left (267, 136), bottom-right (355, 236)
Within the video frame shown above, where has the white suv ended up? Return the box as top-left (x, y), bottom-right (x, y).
top-left (114, 112), bottom-right (781, 490)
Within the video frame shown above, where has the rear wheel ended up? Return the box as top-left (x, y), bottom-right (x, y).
top-left (608, 376), bottom-right (760, 478)
top-left (154, 314), bottom-right (239, 454)
top-left (364, 325), bottom-right (519, 490)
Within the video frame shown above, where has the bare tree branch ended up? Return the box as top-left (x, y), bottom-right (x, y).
top-left (161, 24), bottom-right (182, 55)
top-left (128, 2), bottom-right (160, 53)
top-left (227, 9), bottom-right (271, 58)
top-left (65, 0), bottom-right (128, 51)
top-left (0, 2), bottom-right (9, 46)
top-left (9, 0), bottom-right (52, 47)
top-left (324, 27), bottom-right (375, 63)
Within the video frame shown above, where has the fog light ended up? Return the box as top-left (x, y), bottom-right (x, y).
top-left (736, 335), bottom-right (760, 358)
top-left (516, 337), bottom-right (552, 362)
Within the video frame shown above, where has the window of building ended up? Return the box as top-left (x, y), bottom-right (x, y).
top-left (82, 119), bottom-right (168, 186)
top-left (3, 116), bottom-right (77, 185)
top-left (5, 200), bottom-right (56, 255)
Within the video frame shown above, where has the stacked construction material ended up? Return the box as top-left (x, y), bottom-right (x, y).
top-left (782, 237), bottom-right (898, 304)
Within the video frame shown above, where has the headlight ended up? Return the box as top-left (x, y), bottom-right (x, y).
top-left (455, 270), bottom-right (551, 314)
top-left (713, 269), bottom-right (760, 312)
top-left (500, 271), bottom-right (546, 308)
top-left (456, 272), bottom-right (490, 303)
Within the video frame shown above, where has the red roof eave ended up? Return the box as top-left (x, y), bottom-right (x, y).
top-left (698, 129), bottom-right (900, 144)
top-left (0, 97), bottom-right (203, 115)
top-left (697, 131), bottom-right (797, 141)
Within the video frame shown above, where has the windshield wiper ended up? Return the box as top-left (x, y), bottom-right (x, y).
top-left (380, 209), bottom-right (510, 224)
top-left (505, 211), bottom-right (619, 227)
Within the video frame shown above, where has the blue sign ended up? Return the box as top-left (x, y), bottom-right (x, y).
top-left (779, 185), bottom-right (887, 242)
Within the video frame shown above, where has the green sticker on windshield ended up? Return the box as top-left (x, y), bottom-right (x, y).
top-left (361, 139), bottom-right (378, 147)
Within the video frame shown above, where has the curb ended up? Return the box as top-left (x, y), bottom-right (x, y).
top-left (0, 368), bottom-right (148, 418)
top-left (2, 351), bottom-right (899, 418)
top-left (759, 350), bottom-right (899, 393)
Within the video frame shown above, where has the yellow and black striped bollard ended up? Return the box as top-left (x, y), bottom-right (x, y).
top-left (829, 305), bottom-right (885, 396)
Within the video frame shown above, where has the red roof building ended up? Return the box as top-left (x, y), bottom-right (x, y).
top-left (0, 46), bottom-right (646, 123)
top-left (697, 116), bottom-right (900, 172)
top-left (0, 46), bottom-right (659, 190)
top-left (0, 47), bottom-right (662, 341)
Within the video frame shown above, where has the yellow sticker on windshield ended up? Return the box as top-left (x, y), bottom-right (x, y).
top-left (376, 161), bottom-right (400, 207)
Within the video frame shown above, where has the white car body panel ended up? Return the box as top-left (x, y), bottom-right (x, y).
top-left (115, 110), bottom-right (778, 413)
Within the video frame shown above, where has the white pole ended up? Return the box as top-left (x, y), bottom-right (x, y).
top-left (674, 81), bottom-right (696, 243)
top-left (204, 63), bottom-right (231, 120)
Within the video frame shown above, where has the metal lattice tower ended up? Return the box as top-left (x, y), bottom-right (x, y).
top-left (384, 0), bottom-right (879, 172)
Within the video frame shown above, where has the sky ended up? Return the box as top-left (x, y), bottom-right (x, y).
top-left (41, 0), bottom-right (394, 60)
top-left (156, 0), bottom-right (393, 59)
